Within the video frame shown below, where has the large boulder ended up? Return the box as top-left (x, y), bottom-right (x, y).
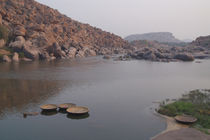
top-left (143, 50), bottom-right (157, 61)
top-left (67, 47), bottom-right (77, 58)
top-left (0, 39), bottom-right (5, 48)
top-left (12, 52), bottom-right (19, 62)
top-left (9, 36), bottom-right (25, 52)
top-left (47, 42), bottom-right (66, 58)
top-left (84, 48), bottom-right (96, 57)
top-left (23, 41), bottom-right (40, 60)
top-left (39, 51), bottom-right (50, 60)
top-left (14, 26), bottom-right (26, 36)
top-left (76, 50), bottom-right (85, 58)
top-left (174, 53), bottom-right (194, 61)
top-left (2, 55), bottom-right (11, 62)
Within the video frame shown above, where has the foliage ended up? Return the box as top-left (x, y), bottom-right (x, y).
top-left (18, 52), bottom-right (24, 58)
top-left (0, 25), bottom-right (9, 41)
top-left (158, 89), bottom-right (210, 129)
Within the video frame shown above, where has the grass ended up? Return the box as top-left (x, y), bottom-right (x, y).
top-left (158, 89), bottom-right (210, 131)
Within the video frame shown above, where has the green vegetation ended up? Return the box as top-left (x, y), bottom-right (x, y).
top-left (18, 52), bottom-right (24, 58)
top-left (158, 89), bottom-right (210, 131)
top-left (0, 25), bottom-right (9, 41)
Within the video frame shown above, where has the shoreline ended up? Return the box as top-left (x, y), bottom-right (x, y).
top-left (151, 110), bottom-right (189, 140)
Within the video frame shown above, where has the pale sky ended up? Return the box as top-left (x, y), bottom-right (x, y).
top-left (36, 0), bottom-right (210, 40)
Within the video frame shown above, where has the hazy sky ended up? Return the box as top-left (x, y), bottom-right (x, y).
top-left (37, 0), bottom-right (210, 40)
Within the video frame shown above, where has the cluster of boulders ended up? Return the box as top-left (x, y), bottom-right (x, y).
top-left (0, 0), bottom-right (210, 63)
top-left (122, 40), bottom-right (210, 62)
top-left (0, 0), bottom-right (129, 63)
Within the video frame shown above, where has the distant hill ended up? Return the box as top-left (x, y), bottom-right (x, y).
top-left (125, 32), bottom-right (181, 43)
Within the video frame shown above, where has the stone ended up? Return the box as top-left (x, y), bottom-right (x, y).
top-left (9, 36), bottom-right (25, 52)
top-left (12, 52), bottom-right (19, 62)
top-left (2, 55), bottom-right (11, 62)
top-left (103, 55), bottom-right (111, 59)
top-left (14, 26), bottom-right (26, 36)
top-left (39, 51), bottom-right (50, 60)
top-left (84, 48), bottom-right (96, 57)
top-left (0, 39), bottom-right (5, 48)
top-left (67, 47), bottom-right (77, 58)
top-left (23, 41), bottom-right (40, 60)
top-left (174, 53), bottom-right (194, 61)
top-left (21, 57), bottom-right (32, 62)
top-left (76, 50), bottom-right (85, 58)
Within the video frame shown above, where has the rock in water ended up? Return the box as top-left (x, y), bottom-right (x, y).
top-left (174, 53), bottom-right (194, 61)
top-left (12, 52), bottom-right (19, 62)
top-left (2, 55), bottom-right (11, 62)
top-left (0, 39), bottom-right (5, 48)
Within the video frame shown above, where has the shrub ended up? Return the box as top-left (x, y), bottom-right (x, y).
top-left (158, 89), bottom-right (210, 129)
top-left (18, 52), bottom-right (25, 58)
top-left (0, 25), bottom-right (9, 41)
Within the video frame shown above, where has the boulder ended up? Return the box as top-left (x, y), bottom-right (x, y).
top-left (14, 26), bottom-right (26, 36)
top-left (0, 39), bottom-right (5, 48)
top-left (39, 51), bottom-right (50, 60)
top-left (76, 50), bottom-right (85, 58)
top-left (9, 36), bottom-right (25, 52)
top-left (67, 47), bottom-right (77, 58)
top-left (84, 49), bottom-right (96, 57)
top-left (143, 51), bottom-right (157, 61)
top-left (23, 41), bottom-right (40, 60)
top-left (174, 53), bottom-right (194, 61)
top-left (21, 57), bottom-right (32, 62)
top-left (103, 55), bottom-right (111, 59)
top-left (47, 42), bottom-right (64, 58)
top-left (2, 55), bottom-right (11, 62)
top-left (12, 52), bottom-right (19, 62)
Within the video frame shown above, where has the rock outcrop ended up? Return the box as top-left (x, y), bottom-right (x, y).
top-left (192, 35), bottom-right (210, 48)
top-left (123, 40), bottom-right (210, 62)
top-left (0, 0), bottom-right (128, 62)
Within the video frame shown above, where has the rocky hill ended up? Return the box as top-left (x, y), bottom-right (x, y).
top-left (0, 0), bottom-right (129, 62)
top-left (192, 35), bottom-right (210, 48)
top-left (125, 32), bottom-right (181, 43)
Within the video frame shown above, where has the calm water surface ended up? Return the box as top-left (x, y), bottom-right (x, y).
top-left (0, 57), bottom-right (210, 140)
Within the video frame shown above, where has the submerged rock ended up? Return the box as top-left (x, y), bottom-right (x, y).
top-left (2, 55), bottom-right (11, 62)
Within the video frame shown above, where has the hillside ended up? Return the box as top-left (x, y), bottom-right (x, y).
top-left (125, 32), bottom-right (181, 43)
top-left (192, 35), bottom-right (210, 48)
top-left (0, 0), bottom-right (129, 62)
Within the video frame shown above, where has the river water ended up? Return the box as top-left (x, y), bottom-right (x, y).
top-left (0, 57), bottom-right (210, 140)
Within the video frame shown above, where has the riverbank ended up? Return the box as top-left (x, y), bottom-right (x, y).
top-left (152, 89), bottom-right (210, 140)
top-left (151, 107), bottom-right (210, 140)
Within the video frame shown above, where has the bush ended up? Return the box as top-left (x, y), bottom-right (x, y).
top-left (18, 52), bottom-right (25, 58)
top-left (158, 90), bottom-right (210, 129)
top-left (0, 25), bottom-right (9, 41)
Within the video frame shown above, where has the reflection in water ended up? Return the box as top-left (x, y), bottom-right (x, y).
top-left (41, 110), bottom-right (58, 116)
top-left (58, 109), bottom-right (68, 114)
top-left (67, 113), bottom-right (90, 120)
top-left (0, 79), bottom-right (63, 119)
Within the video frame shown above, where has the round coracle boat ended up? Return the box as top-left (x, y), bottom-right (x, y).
top-left (174, 115), bottom-right (197, 124)
top-left (67, 106), bottom-right (89, 115)
top-left (58, 103), bottom-right (76, 110)
top-left (40, 104), bottom-right (57, 111)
